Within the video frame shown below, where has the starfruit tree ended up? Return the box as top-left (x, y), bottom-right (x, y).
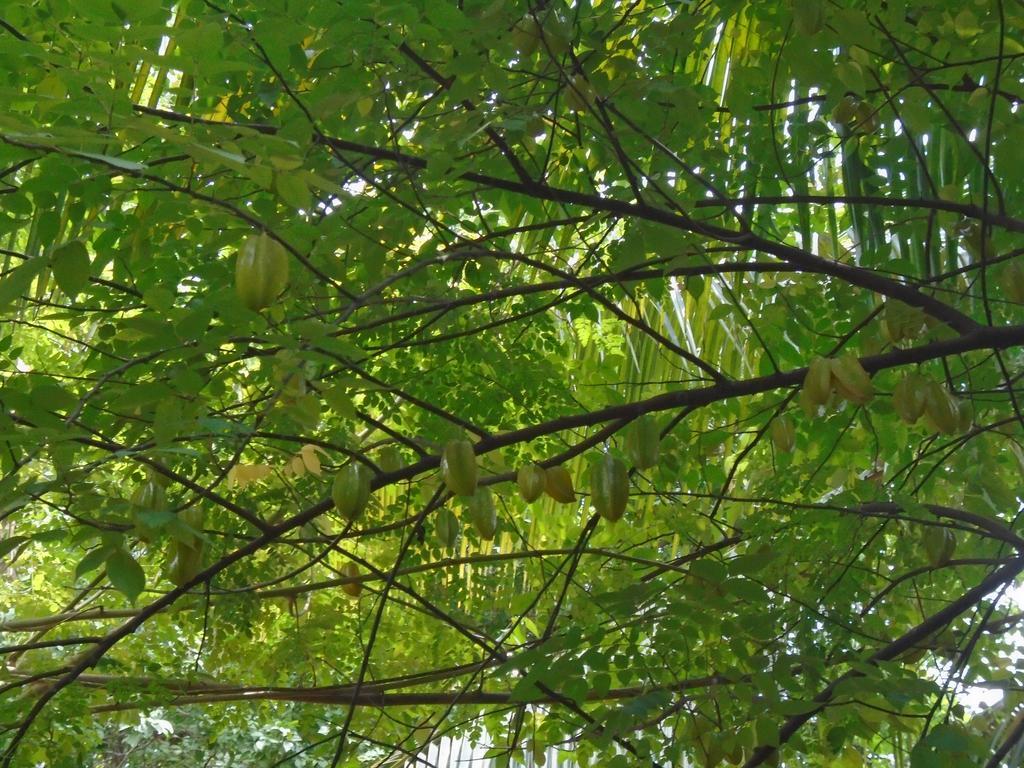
top-left (1, 1), bottom-right (1024, 767)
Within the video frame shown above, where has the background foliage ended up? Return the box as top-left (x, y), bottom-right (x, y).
top-left (1, 0), bottom-right (1024, 766)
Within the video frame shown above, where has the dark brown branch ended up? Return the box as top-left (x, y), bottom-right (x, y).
top-left (396, 42), bottom-right (534, 185)
top-left (129, 105), bottom-right (981, 333)
top-left (87, 673), bottom-right (729, 712)
top-left (741, 558), bottom-right (1024, 767)
top-left (985, 708), bottom-right (1024, 768)
top-left (694, 194), bottom-right (1024, 234)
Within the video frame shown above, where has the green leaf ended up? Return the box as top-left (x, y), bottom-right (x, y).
top-left (105, 548), bottom-right (146, 603)
top-left (0, 259), bottom-right (46, 311)
top-left (76, 152), bottom-right (147, 171)
top-left (770, 698), bottom-right (820, 716)
top-left (76, 546), bottom-right (113, 579)
top-left (134, 509), bottom-right (176, 529)
top-left (50, 241), bottom-right (91, 297)
top-left (922, 723), bottom-right (971, 752)
top-left (560, 677), bottom-right (589, 706)
top-left (753, 716), bottom-right (779, 748)
top-left (1, 3), bottom-right (1023, 763)
top-left (153, 398), bottom-right (183, 445)
top-left (275, 171), bottom-right (312, 210)
top-left (729, 548), bottom-right (779, 575)
top-left (507, 674), bottom-right (545, 703)
top-left (0, 536), bottom-right (29, 560)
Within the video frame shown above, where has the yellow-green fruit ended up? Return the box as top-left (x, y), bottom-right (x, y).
top-left (281, 372), bottom-right (306, 398)
top-left (130, 480), bottom-right (167, 541)
top-left (377, 446), bottom-right (403, 473)
top-left (957, 399), bottom-right (974, 433)
top-left (169, 541), bottom-right (203, 587)
top-left (922, 381), bottom-right (960, 435)
top-left (532, 739), bottom-right (547, 767)
top-left (893, 373), bottom-right (928, 424)
top-left (959, 220), bottom-right (994, 261)
top-left (332, 462), bottom-right (372, 521)
top-left (175, 507), bottom-right (205, 548)
top-left (769, 415), bottom-right (796, 453)
top-left (923, 527), bottom-right (956, 568)
top-left (798, 384), bottom-right (820, 419)
top-left (625, 415), bottom-right (660, 470)
top-left (466, 486), bottom-right (497, 540)
top-left (342, 562), bottom-right (362, 598)
top-left (131, 479), bottom-right (166, 511)
top-left (1002, 261), bottom-right (1024, 303)
top-left (803, 356), bottom-right (833, 407)
top-left (725, 744), bottom-right (746, 767)
top-left (830, 354), bottom-right (874, 405)
top-left (882, 300), bottom-right (925, 343)
top-left (510, 17), bottom-right (541, 54)
top-left (441, 439), bottom-right (478, 496)
top-left (544, 13), bottom-right (574, 55)
top-left (517, 464), bottom-right (546, 503)
top-left (235, 233), bottom-right (289, 311)
top-left (435, 508), bottom-right (459, 548)
top-left (831, 95), bottom-right (859, 126)
top-left (544, 465), bottom-right (575, 503)
top-left (852, 101), bottom-right (880, 134)
top-left (591, 453), bottom-right (629, 522)
top-left (564, 76), bottom-right (594, 112)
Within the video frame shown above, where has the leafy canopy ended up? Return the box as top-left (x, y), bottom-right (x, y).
top-left (1, 1), bottom-right (1024, 767)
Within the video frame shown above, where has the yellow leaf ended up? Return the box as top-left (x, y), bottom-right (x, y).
top-left (204, 93), bottom-right (232, 123)
top-left (227, 463), bottom-right (274, 488)
top-left (299, 444), bottom-right (323, 476)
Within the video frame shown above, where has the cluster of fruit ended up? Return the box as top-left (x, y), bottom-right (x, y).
top-left (129, 477), bottom-right (205, 587)
top-left (892, 374), bottom-right (972, 434)
top-left (797, 352), bottom-right (972, 440)
top-left (325, 415), bottom-right (666, 561)
top-left (438, 415), bottom-right (663, 535)
top-left (801, 353), bottom-right (875, 414)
